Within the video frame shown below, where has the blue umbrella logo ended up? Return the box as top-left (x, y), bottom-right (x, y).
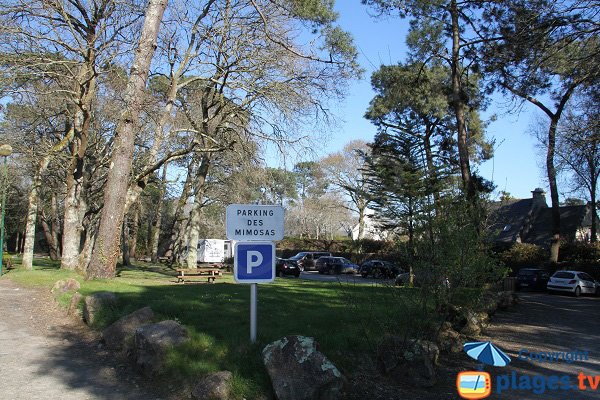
top-left (463, 341), bottom-right (511, 367)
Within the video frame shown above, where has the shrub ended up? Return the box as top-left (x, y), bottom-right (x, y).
top-left (559, 242), bottom-right (600, 263)
top-left (500, 243), bottom-right (547, 269)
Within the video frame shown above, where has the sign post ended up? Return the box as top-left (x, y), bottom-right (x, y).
top-left (227, 205), bottom-right (283, 343)
top-left (250, 283), bottom-right (257, 342)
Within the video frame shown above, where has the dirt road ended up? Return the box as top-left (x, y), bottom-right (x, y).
top-left (0, 278), bottom-right (169, 400)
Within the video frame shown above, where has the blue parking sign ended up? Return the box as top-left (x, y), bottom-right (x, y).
top-left (234, 242), bottom-right (275, 283)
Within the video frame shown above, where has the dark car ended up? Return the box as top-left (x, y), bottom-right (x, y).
top-left (316, 256), bottom-right (359, 275)
top-left (516, 268), bottom-right (549, 291)
top-left (288, 251), bottom-right (332, 271)
top-left (276, 257), bottom-right (301, 278)
top-left (359, 260), bottom-right (403, 279)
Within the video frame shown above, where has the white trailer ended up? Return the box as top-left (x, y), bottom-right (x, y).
top-left (197, 239), bottom-right (225, 263)
top-left (224, 240), bottom-right (237, 259)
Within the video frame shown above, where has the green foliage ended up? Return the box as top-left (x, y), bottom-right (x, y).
top-left (288, 0), bottom-right (338, 25)
top-left (293, 161), bottom-right (328, 199)
top-left (362, 132), bottom-right (437, 251)
top-left (500, 243), bottom-right (547, 268)
top-left (414, 198), bottom-right (506, 307)
top-left (480, 0), bottom-right (599, 100)
top-left (260, 167), bottom-right (298, 204)
top-left (321, 26), bottom-right (362, 77)
top-left (558, 242), bottom-right (600, 263)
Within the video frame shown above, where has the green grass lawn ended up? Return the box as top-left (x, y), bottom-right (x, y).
top-left (2, 256), bottom-right (435, 399)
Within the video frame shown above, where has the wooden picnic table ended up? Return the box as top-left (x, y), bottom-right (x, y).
top-left (176, 268), bottom-right (223, 283)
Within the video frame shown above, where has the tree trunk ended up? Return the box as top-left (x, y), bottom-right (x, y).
top-left (87, 0), bottom-right (168, 279)
top-left (79, 225), bottom-right (97, 274)
top-left (186, 156), bottom-right (211, 269)
top-left (589, 140), bottom-right (598, 242)
top-left (357, 206), bottom-right (365, 240)
top-left (167, 158), bottom-right (195, 263)
top-left (61, 60), bottom-right (96, 271)
top-left (51, 193), bottom-right (61, 257)
top-left (61, 108), bottom-right (89, 271)
top-left (40, 211), bottom-right (59, 260)
top-left (151, 162), bottom-right (168, 262)
top-left (449, 0), bottom-right (472, 197)
top-left (547, 118), bottom-right (561, 262)
top-left (22, 157), bottom-right (51, 270)
top-left (130, 206), bottom-right (139, 259)
top-left (122, 219), bottom-right (131, 266)
top-left (123, 76), bottom-right (178, 214)
top-left (591, 189), bottom-right (597, 243)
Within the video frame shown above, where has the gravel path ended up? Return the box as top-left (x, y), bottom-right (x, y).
top-left (0, 278), bottom-right (170, 400)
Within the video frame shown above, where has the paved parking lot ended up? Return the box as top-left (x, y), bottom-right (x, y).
top-left (481, 291), bottom-right (600, 399)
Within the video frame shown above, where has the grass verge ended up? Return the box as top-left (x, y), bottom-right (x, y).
top-left (2, 255), bottom-right (438, 399)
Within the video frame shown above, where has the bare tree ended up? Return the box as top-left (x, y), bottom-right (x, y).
top-left (556, 90), bottom-right (599, 242)
top-left (87, 0), bottom-right (168, 279)
top-left (481, 0), bottom-right (600, 261)
top-left (0, 0), bottom-right (143, 270)
top-left (321, 140), bottom-right (372, 239)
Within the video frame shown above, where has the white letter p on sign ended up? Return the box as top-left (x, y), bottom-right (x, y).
top-left (246, 251), bottom-right (263, 274)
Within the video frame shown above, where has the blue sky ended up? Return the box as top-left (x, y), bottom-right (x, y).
top-left (311, 2), bottom-right (550, 201)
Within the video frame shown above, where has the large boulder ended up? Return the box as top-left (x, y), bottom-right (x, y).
top-left (83, 292), bottom-right (118, 326)
top-left (262, 335), bottom-right (346, 400)
top-left (191, 371), bottom-right (233, 400)
top-left (51, 278), bottom-right (81, 294)
top-left (134, 320), bottom-right (189, 377)
top-left (377, 335), bottom-right (439, 387)
top-left (460, 310), bottom-right (488, 337)
top-left (68, 292), bottom-right (83, 317)
top-left (437, 322), bottom-right (464, 353)
top-left (102, 307), bottom-right (155, 351)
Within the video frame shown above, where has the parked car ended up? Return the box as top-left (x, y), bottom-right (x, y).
top-left (276, 257), bottom-right (301, 278)
top-left (316, 256), bottom-right (359, 275)
top-left (547, 270), bottom-right (600, 297)
top-left (359, 260), bottom-right (403, 279)
top-left (287, 251), bottom-right (332, 271)
top-left (516, 268), bottom-right (550, 291)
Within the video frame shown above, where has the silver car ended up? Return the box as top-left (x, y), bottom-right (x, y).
top-left (546, 270), bottom-right (600, 297)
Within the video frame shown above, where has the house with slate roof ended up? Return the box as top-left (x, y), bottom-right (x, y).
top-left (488, 188), bottom-right (598, 249)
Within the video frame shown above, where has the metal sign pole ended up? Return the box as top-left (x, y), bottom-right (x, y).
top-left (250, 283), bottom-right (257, 343)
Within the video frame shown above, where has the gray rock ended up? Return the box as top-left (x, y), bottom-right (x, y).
top-left (437, 324), bottom-right (464, 353)
top-left (377, 335), bottom-right (439, 387)
top-left (68, 292), bottom-right (83, 317)
top-left (262, 335), bottom-right (346, 400)
top-left (83, 292), bottom-right (118, 326)
top-left (191, 371), bottom-right (233, 400)
top-left (480, 292), bottom-right (499, 315)
top-left (497, 291), bottom-right (518, 310)
top-left (102, 307), bottom-right (154, 351)
top-left (461, 321), bottom-right (481, 336)
top-left (51, 278), bottom-right (81, 294)
top-left (134, 320), bottom-right (189, 376)
top-left (460, 310), bottom-right (488, 336)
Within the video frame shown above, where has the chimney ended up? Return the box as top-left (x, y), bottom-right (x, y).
top-left (531, 188), bottom-right (547, 209)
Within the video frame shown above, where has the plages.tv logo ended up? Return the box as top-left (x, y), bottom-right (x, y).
top-left (456, 341), bottom-right (512, 399)
top-left (457, 371), bottom-right (492, 399)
